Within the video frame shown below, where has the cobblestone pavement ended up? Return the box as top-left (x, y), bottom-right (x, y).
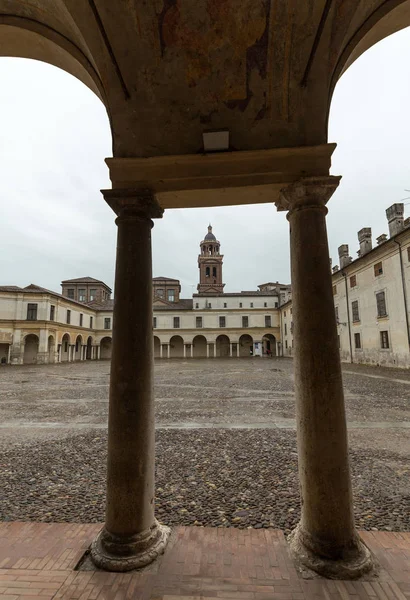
top-left (0, 358), bottom-right (408, 533)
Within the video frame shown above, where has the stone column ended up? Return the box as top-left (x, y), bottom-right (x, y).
top-left (236, 343), bottom-right (240, 357)
top-left (166, 344), bottom-right (170, 359)
top-left (91, 189), bottom-right (169, 572)
top-left (229, 343), bottom-right (233, 357)
top-left (277, 177), bottom-right (373, 579)
top-left (159, 344), bottom-right (163, 359)
top-left (96, 345), bottom-right (101, 360)
top-left (183, 344), bottom-right (187, 358)
top-left (206, 343), bottom-right (210, 358)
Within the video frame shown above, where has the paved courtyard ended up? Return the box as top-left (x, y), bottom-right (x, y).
top-left (0, 358), bottom-right (409, 534)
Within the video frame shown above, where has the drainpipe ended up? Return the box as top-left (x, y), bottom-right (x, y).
top-left (394, 239), bottom-right (410, 351)
top-left (342, 271), bottom-right (353, 363)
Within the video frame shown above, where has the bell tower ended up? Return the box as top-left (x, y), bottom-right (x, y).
top-left (197, 225), bottom-right (225, 294)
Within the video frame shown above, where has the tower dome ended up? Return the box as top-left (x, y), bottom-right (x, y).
top-left (204, 224), bottom-right (216, 241)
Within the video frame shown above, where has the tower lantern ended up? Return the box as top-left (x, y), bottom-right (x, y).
top-left (197, 225), bottom-right (225, 294)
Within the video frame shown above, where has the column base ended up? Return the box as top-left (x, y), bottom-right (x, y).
top-left (288, 523), bottom-right (376, 580)
top-left (90, 520), bottom-right (170, 572)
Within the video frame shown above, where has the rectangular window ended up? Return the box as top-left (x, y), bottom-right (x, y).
top-left (90, 288), bottom-right (97, 301)
top-left (173, 316), bottom-right (180, 328)
top-left (219, 316), bottom-right (226, 328)
top-left (350, 275), bottom-right (357, 288)
top-left (335, 306), bottom-right (339, 322)
top-left (250, 302), bottom-right (254, 308)
top-left (264, 302), bottom-right (267, 307)
top-left (284, 311), bottom-right (287, 317)
top-left (223, 302), bottom-right (227, 308)
top-left (90, 316), bottom-right (93, 328)
top-left (67, 288), bottom-right (74, 299)
top-left (157, 289), bottom-right (164, 298)
top-left (275, 302), bottom-right (278, 308)
top-left (374, 261), bottom-right (383, 277)
top-left (239, 302), bottom-right (242, 308)
top-left (80, 313), bottom-right (83, 327)
top-left (78, 288), bottom-right (86, 302)
top-left (354, 332), bottom-right (361, 349)
top-left (50, 305), bottom-right (55, 321)
top-left (242, 316), bottom-right (249, 328)
top-left (196, 316), bottom-right (203, 328)
top-left (376, 291), bottom-right (387, 318)
top-left (380, 330), bottom-right (390, 349)
top-left (153, 317), bottom-right (157, 328)
top-left (27, 303), bottom-right (38, 321)
top-left (195, 303), bottom-right (199, 309)
top-left (285, 340), bottom-right (288, 349)
top-left (333, 285), bottom-right (337, 295)
top-left (167, 289), bottom-right (175, 302)
top-left (66, 309), bottom-right (71, 324)
top-left (285, 323), bottom-right (287, 335)
top-left (104, 317), bottom-right (111, 329)
top-left (265, 315), bottom-right (271, 327)
top-left (352, 300), bottom-right (360, 323)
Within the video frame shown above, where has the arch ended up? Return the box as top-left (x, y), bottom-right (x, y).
top-left (61, 333), bottom-right (71, 362)
top-left (0, 18), bottom-right (105, 102)
top-left (75, 334), bottom-right (83, 361)
top-left (192, 334), bottom-right (207, 358)
top-left (216, 334), bottom-right (230, 358)
top-left (100, 336), bottom-right (112, 360)
top-left (23, 334), bottom-right (39, 364)
top-left (262, 333), bottom-right (276, 357)
top-left (169, 335), bottom-right (184, 358)
top-left (239, 334), bottom-right (253, 357)
top-left (48, 335), bottom-right (55, 364)
top-left (329, 1), bottom-right (410, 121)
top-left (86, 336), bottom-right (93, 360)
top-left (154, 336), bottom-right (161, 359)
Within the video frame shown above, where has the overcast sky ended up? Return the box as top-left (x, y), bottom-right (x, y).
top-left (1, 28), bottom-right (410, 298)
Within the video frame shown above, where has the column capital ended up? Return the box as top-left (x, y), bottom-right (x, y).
top-left (102, 188), bottom-right (164, 219)
top-left (276, 176), bottom-right (341, 213)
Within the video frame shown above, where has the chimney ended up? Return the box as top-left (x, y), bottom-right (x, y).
top-left (358, 227), bottom-right (372, 256)
top-left (386, 203), bottom-right (404, 237)
top-left (332, 265), bottom-right (339, 273)
top-left (338, 244), bottom-right (352, 268)
top-left (377, 233), bottom-right (387, 245)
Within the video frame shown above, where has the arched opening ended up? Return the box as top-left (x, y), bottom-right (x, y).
top-left (216, 334), bottom-right (230, 358)
top-left (169, 335), bottom-right (184, 358)
top-left (86, 336), bottom-right (93, 360)
top-left (23, 334), bottom-right (39, 364)
top-left (192, 334), bottom-right (207, 358)
top-left (48, 335), bottom-right (55, 363)
top-left (154, 336), bottom-right (161, 358)
top-left (239, 334), bottom-right (253, 358)
top-left (75, 335), bottom-right (83, 361)
top-left (100, 336), bottom-right (112, 360)
top-left (262, 333), bottom-right (276, 357)
top-left (61, 333), bottom-right (71, 362)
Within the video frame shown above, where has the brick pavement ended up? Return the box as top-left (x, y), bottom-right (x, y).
top-left (0, 523), bottom-right (408, 599)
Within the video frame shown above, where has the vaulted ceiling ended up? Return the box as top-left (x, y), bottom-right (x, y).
top-left (1, 1), bottom-right (409, 157)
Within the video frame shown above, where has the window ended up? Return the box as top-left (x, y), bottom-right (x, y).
top-left (66, 309), bottom-right (71, 324)
top-left (196, 316), bottom-right (203, 328)
top-left (224, 302), bottom-right (227, 308)
top-left (157, 289), bottom-right (164, 298)
top-left (78, 288), bottom-right (86, 302)
top-left (90, 288), bottom-right (97, 301)
top-left (374, 262), bottom-right (383, 277)
top-left (264, 302), bottom-right (267, 307)
top-left (335, 306), bottom-right (339, 322)
top-left (219, 316), bottom-right (226, 328)
top-left (195, 303), bottom-right (199, 309)
top-left (104, 318), bottom-right (111, 329)
top-left (239, 302), bottom-right (242, 308)
top-left (90, 316), bottom-right (93, 328)
top-left (333, 285), bottom-right (337, 295)
top-left (354, 332), bottom-right (361, 349)
top-left (285, 323), bottom-right (287, 335)
top-left (67, 288), bottom-right (74, 299)
top-left (275, 302), bottom-right (278, 308)
top-left (212, 267), bottom-right (217, 278)
top-left (27, 303), bottom-right (38, 321)
top-left (352, 300), bottom-right (360, 323)
top-left (242, 316), bottom-right (249, 328)
top-left (167, 289), bottom-right (175, 302)
top-left (285, 340), bottom-right (288, 349)
top-left (208, 303), bottom-right (212, 308)
top-left (380, 330), bottom-right (390, 349)
top-left (153, 317), bottom-right (157, 328)
top-left (173, 316), bottom-right (180, 328)
top-left (376, 291), bottom-right (387, 318)
top-left (80, 313), bottom-right (83, 327)
top-left (265, 315), bottom-right (271, 327)
top-left (250, 302), bottom-right (254, 308)
top-left (206, 267), bottom-right (210, 277)
top-left (350, 275), bottom-right (357, 288)
top-left (284, 311), bottom-right (287, 317)
top-left (50, 305), bottom-right (55, 321)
